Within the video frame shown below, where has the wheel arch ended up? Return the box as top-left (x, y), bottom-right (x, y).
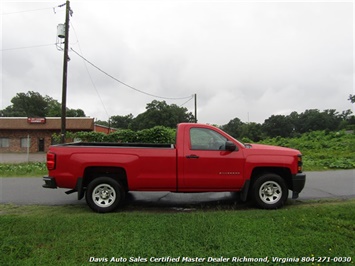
top-left (83, 166), bottom-right (128, 191)
top-left (250, 167), bottom-right (292, 190)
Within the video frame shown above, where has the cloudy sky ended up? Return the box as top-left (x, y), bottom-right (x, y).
top-left (1, 0), bottom-right (354, 125)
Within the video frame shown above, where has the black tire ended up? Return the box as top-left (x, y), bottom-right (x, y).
top-left (251, 173), bottom-right (288, 209)
top-left (85, 177), bottom-right (125, 213)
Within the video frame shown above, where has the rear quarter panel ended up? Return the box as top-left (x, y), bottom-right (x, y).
top-left (49, 146), bottom-right (177, 190)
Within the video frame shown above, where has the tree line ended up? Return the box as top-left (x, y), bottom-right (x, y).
top-left (0, 91), bottom-right (85, 117)
top-left (1, 91), bottom-right (354, 141)
top-left (100, 96), bottom-right (355, 141)
top-left (222, 94), bottom-right (355, 141)
top-left (96, 100), bottom-right (195, 131)
top-left (221, 109), bottom-right (354, 142)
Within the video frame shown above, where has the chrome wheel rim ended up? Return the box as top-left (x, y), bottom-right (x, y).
top-left (92, 183), bottom-right (116, 208)
top-left (259, 181), bottom-right (282, 204)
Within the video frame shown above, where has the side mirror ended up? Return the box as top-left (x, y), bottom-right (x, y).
top-left (225, 141), bottom-right (237, 151)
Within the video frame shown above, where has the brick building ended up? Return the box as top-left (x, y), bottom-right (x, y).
top-left (94, 124), bottom-right (117, 134)
top-left (0, 117), bottom-right (94, 153)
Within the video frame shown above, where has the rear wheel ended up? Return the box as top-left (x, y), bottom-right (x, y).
top-left (252, 173), bottom-right (288, 209)
top-left (86, 177), bottom-right (125, 213)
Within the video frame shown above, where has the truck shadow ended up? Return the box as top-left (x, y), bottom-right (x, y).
top-left (120, 192), bottom-right (255, 212)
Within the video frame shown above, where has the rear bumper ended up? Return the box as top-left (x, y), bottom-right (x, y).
top-left (43, 176), bottom-right (84, 200)
top-left (291, 173), bottom-right (306, 199)
top-left (43, 176), bottom-right (57, 189)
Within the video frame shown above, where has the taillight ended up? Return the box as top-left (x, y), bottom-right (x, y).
top-left (297, 154), bottom-right (303, 173)
top-left (46, 152), bottom-right (56, 170)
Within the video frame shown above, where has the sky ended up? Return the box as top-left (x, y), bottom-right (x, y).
top-left (1, 0), bottom-right (354, 125)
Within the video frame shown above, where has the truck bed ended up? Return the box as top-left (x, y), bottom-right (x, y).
top-left (56, 142), bottom-right (174, 148)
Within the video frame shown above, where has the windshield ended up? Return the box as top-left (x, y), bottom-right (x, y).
top-left (219, 131), bottom-right (246, 147)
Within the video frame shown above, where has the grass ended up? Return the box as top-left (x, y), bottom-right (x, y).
top-left (0, 162), bottom-right (46, 177)
top-left (0, 199), bottom-right (354, 266)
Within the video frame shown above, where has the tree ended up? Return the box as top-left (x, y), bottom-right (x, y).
top-left (297, 109), bottom-right (342, 133)
top-left (66, 108), bottom-right (86, 117)
top-left (0, 91), bottom-right (86, 117)
top-left (349, 94), bottom-right (355, 104)
top-left (220, 108), bottom-right (355, 141)
top-left (240, 122), bottom-right (264, 142)
top-left (129, 100), bottom-right (195, 130)
top-left (220, 117), bottom-right (244, 139)
top-left (263, 115), bottom-right (294, 138)
top-left (95, 120), bottom-right (109, 127)
top-left (0, 91), bottom-right (47, 117)
top-left (45, 96), bottom-right (62, 117)
top-left (110, 114), bottom-right (134, 129)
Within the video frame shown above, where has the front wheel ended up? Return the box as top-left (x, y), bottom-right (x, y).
top-left (251, 173), bottom-right (288, 209)
top-left (86, 177), bottom-right (125, 213)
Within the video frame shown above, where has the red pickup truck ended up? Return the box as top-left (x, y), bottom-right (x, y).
top-left (43, 123), bottom-right (305, 213)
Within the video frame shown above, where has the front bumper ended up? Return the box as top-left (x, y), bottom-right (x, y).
top-left (43, 176), bottom-right (57, 189)
top-left (291, 173), bottom-right (306, 199)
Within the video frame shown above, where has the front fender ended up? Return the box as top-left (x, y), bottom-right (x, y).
top-left (244, 154), bottom-right (295, 178)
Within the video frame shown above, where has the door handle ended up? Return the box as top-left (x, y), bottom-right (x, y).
top-left (186, 154), bottom-right (199, 159)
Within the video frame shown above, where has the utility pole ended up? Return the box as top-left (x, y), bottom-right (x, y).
top-left (194, 93), bottom-right (197, 123)
top-left (60, 0), bottom-right (71, 143)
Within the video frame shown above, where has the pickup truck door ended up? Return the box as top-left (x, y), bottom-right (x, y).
top-left (179, 127), bottom-right (245, 191)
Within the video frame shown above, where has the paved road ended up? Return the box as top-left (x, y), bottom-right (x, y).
top-left (0, 153), bottom-right (46, 163)
top-left (0, 170), bottom-right (354, 208)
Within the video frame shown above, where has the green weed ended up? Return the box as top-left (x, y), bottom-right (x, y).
top-left (259, 130), bottom-right (355, 171)
top-left (0, 162), bottom-right (46, 177)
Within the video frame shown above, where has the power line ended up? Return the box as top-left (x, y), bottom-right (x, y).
top-left (1, 3), bottom-right (66, 16)
top-left (1, 43), bottom-right (55, 51)
top-left (70, 48), bottom-right (193, 101)
top-left (70, 22), bottom-right (110, 119)
top-left (180, 96), bottom-right (194, 107)
top-left (1, 6), bottom-right (53, 16)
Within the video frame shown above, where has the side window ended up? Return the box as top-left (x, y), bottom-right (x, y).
top-left (190, 128), bottom-right (227, 150)
top-left (0, 138), bottom-right (10, 148)
top-left (20, 137), bottom-right (30, 148)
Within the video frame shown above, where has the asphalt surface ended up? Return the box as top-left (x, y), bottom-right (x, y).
top-left (0, 153), bottom-right (46, 163)
top-left (0, 170), bottom-right (354, 209)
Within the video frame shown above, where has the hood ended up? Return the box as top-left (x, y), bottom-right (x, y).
top-left (244, 143), bottom-right (300, 155)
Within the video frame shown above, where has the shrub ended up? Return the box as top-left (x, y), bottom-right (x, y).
top-left (55, 126), bottom-right (176, 144)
